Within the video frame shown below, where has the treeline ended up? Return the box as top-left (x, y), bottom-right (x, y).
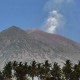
top-left (0, 60), bottom-right (80, 80)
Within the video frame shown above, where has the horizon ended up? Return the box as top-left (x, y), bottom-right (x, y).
top-left (0, 0), bottom-right (80, 42)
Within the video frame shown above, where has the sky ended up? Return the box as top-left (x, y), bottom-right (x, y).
top-left (0, 0), bottom-right (80, 43)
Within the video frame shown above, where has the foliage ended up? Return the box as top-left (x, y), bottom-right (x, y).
top-left (0, 60), bottom-right (80, 80)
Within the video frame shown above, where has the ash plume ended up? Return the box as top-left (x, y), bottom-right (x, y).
top-left (45, 10), bottom-right (64, 33)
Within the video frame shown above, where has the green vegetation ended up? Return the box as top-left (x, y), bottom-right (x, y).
top-left (0, 60), bottom-right (80, 80)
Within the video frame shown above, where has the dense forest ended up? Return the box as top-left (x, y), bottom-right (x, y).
top-left (0, 60), bottom-right (80, 80)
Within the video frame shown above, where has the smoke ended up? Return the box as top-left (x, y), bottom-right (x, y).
top-left (45, 10), bottom-right (64, 33)
top-left (43, 0), bottom-right (75, 33)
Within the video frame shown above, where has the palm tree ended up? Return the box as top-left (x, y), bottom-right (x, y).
top-left (36, 63), bottom-right (43, 80)
top-left (0, 71), bottom-right (3, 80)
top-left (62, 60), bottom-right (72, 80)
top-left (3, 61), bottom-right (12, 80)
top-left (43, 60), bottom-right (51, 80)
top-left (28, 60), bottom-right (37, 80)
top-left (77, 61), bottom-right (80, 79)
top-left (12, 61), bottom-right (18, 70)
top-left (14, 62), bottom-right (27, 80)
top-left (51, 62), bottom-right (61, 80)
top-left (24, 62), bottom-right (28, 75)
top-left (12, 61), bottom-right (18, 78)
top-left (70, 64), bottom-right (80, 80)
top-left (27, 65), bottom-right (32, 78)
top-left (37, 63), bottom-right (45, 80)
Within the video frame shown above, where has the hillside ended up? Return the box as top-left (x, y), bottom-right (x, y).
top-left (0, 26), bottom-right (80, 68)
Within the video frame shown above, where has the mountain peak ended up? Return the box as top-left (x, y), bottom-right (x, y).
top-left (10, 25), bottom-right (18, 28)
top-left (7, 26), bottom-right (22, 30)
top-left (0, 26), bottom-right (27, 38)
top-left (1, 26), bottom-right (24, 33)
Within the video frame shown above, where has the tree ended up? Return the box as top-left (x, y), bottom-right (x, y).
top-left (51, 62), bottom-right (61, 80)
top-left (43, 60), bottom-right (51, 80)
top-left (12, 61), bottom-right (18, 70)
top-left (14, 62), bottom-right (27, 80)
top-left (70, 64), bottom-right (80, 80)
top-left (24, 62), bottom-right (28, 75)
top-left (36, 63), bottom-right (47, 80)
top-left (3, 61), bottom-right (12, 80)
top-left (37, 63), bottom-right (45, 80)
top-left (0, 71), bottom-right (3, 80)
top-left (36, 63), bottom-right (41, 80)
top-left (29, 60), bottom-right (37, 80)
top-left (62, 60), bottom-right (72, 80)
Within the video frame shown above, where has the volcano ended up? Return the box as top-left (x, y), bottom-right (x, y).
top-left (0, 26), bottom-right (80, 68)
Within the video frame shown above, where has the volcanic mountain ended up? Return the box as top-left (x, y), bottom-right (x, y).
top-left (0, 26), bottom-right (80, 68)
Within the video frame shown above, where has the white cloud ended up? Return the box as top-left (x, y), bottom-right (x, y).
top-left (44, 10), bottom-right (65, 33)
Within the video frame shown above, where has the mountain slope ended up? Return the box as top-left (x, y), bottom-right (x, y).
top-left (0, 26), bottom-right (80, 68)
top-left (26, 29), bottom-right (80, 63)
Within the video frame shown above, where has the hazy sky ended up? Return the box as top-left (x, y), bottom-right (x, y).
top-left (0, 0), bottom-right (80, 42)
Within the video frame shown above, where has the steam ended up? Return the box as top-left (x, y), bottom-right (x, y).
top-left (45, 10), bottom-right (64, 33)
top-left (43, 0), bottom-right (74, 34)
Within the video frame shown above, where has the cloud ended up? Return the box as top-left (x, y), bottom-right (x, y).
top-left (44, 10), bottom-right (65, 33)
